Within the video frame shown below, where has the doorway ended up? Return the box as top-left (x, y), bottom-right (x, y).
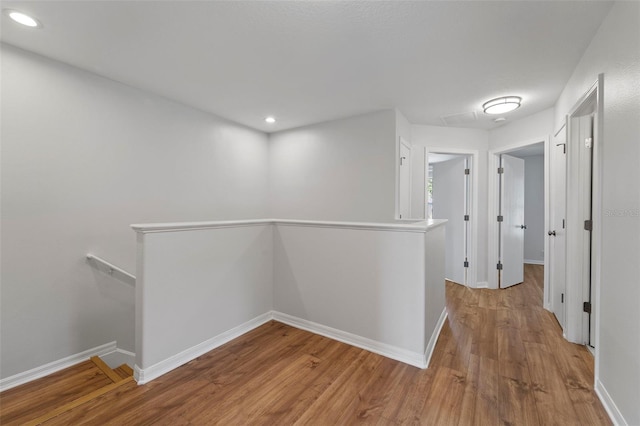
top-left (429, 153), bottom-right (471, 285)
top-left (488, 138), bottom-right (550, 300)
top-left (497, 144), bottom-right (546, 289)
top-left (564, 76), bottom-right (602, 349)
top-left (426, 148), bottom-right (479, 288)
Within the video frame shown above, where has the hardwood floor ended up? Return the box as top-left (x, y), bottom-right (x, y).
top-left (0, 264), bottom-right (611, 425)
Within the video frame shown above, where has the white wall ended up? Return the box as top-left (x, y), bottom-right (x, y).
top-left (135, 223), bottom-right (273, 382)
top-left (489, 108), bottom-right (555, 152)
top-left (523, 155), bottom-right (545, 263)
top-left (0, 44), bottom-right (270, 379)
top-left (553, 3), bottom-right (640, 424)
top-left (269, 110), bottom-right (397, 222)
top-left (411, 125), bottom-right (489, 285)
top-left (273, 221), bottom-right (445, 360)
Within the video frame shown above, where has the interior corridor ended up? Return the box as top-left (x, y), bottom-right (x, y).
top-left (0, 266), bottom-right (611, 425)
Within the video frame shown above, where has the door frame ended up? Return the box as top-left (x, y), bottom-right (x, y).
top-left (564, 75), bottom-right (603, 350)
top-left (396, 137), bottom-right (413, 220)
top-left (426, 147), bottom-right (480, 288)
top-left (487, 137), bottom-right (551, 309)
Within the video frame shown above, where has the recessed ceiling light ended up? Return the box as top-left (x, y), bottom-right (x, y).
top-left (483, 96), bottom-right (521, 115)
top-left (265, 117), bottom-right (276, 124)
top-left (494, 117), bottom-right (507, 123)
top-left (4, 9), bottom-right (42, 28)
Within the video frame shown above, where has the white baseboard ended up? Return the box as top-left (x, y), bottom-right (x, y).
top-left (476, 281), bottom-right (489, 289)
top-left (134, 312), bottom-right (272, 384)
top-left (101, 348), bottom-right (136, 369)
top-left (524, 259), bottom-right (545, 265)
top-left (424, 308), bottom-right (447, 368)
top-left (595, 379), bottom-right (628, 425)
top-left (271, 311), bottom-right (427, 369)
top-left (0, 341), bottom-right (116, 392)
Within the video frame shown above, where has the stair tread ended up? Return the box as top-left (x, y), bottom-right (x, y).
top-left (113, 364), bottom-right (134, 379)
top-left (89, 356), bottom-right (124, 383)
top-left (0, 360), bottom-right (114, 426)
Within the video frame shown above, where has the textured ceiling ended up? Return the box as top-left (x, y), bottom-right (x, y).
top-left (0, 1), bottom-right (613, 132)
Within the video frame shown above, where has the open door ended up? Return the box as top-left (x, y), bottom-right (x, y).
top-left (550, 131), bottom-right (567, 329)
top-left (432, 156), bottom-right (467, 285)
top-left (499, 154), bottom-right (525, 288)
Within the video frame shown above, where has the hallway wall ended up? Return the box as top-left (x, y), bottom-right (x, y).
top-left (523, 155), bottom-right (545, 263)
top-left (0, 45), bottom-right (270, 379)
top-left (553, 3), bottom-right (640, 424)
top-left (269, 110), bottom-right (397, 222)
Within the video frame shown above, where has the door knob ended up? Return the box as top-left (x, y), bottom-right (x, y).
top-left (520, 225), bottom-right (527, 229)
top-left (548, 230), bottom-right (556, 236)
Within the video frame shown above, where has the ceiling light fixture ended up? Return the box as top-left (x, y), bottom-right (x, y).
top-left (4, 9), bottom-right (42, 28)
top-left (265, 117), bottom-right (276, 124)
top-left (483, 96), bottom-right (521, 115)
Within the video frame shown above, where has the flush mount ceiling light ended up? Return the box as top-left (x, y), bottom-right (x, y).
top-left (483, 96), bottom-right (521, 115)
top-left (265, 117), bottom-right (276, 124)
top-left (3, 9), bottom-right (42, 28)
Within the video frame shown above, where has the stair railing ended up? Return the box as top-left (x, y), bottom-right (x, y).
top-left (86, 254), bottom-right (136, 286)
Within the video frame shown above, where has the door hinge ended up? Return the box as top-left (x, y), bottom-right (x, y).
top-left (584, 219), bottom-right (593, 231)
top-left (561, 293), bottom-right (564, 303)
top-left (497, 262), bottom-right (503, 270)
top-left (464, 214), bottom-right (469, 221)
top-left (464, 260), bottom-right (469, 268)
top-left (399, 214), bottom-right (402, 219)
top-left (464, 168), bottom-right (470, 175)
top-left (497, 167), bottom-right (504, 174)
top-left (562, 219), bottom-right (565, 229)
top-left (585, 137), bottom-right (593, 149)
top-left (497, 215), bottom-right (504, 222)
top-left (583, 302), bottom-right (592, 314)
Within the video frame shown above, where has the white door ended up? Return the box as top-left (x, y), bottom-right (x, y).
top-left (432, 157), bottom-right (467, 285)
top-left (398, 141), bottom-right (412, 219)
top-left (550, 133), bottom-right (567, 329)
top-left (578, 114), bottom-right (595, 346)
top-left (500, 154), bottom-right (525, 288)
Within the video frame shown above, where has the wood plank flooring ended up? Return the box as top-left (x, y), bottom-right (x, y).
top-left (0, 264), bottom-right (611, 425)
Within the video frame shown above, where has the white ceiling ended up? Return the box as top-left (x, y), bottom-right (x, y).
top-left (506, 142), bottom-right (545, 158)
top-left (428, 153), bottom-right (466, 164)
top-left (0, 1), bottom-right (613, 133)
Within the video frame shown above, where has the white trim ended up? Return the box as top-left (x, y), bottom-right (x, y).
top-left (595, 379), bottom-right (628, 426)
top-left (524, 259), bottom-right (545, 265)
top-left (131, 219), bottom-right (272, 233)
top-left (134, 312), bottom-right (272, 384)
top-left (272, 311), bottom-right (428, 369)
top-left (131, 218), bottom-right (446, 234)
top-left (424, 308), bottom-right (448, 367)
top-left (0, 341), bottom-right (116, 392)
top-left (476, 281), bottom-right (489, 289)
top-left (425, 147), bottom-right (480, 288)
top-left (564, 76), bottom-right (602, 346)
top-left (275, 219), bottom-right (445, 233)
top-left (100, 348), bottom-right (136, 369)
